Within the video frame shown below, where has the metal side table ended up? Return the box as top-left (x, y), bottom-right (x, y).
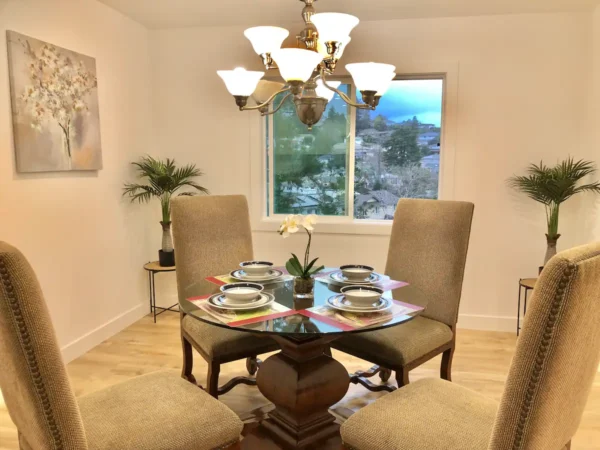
top-left (144, 261), bottom-right (178, 323)
top-left (517, 278), bottom-right (537, 336)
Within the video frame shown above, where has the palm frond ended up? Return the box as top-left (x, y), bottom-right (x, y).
top-left (508, 158), bottom-right (600, 206)
top-left (572, 182), bottom-right (600, 195)
top-left (122, 184), bottom-right (160, 204)
top-left (123, 156), bottom-right (209, 216)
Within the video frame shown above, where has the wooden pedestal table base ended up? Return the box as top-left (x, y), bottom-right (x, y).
top-left (245, 334), bottom-right (350, 449)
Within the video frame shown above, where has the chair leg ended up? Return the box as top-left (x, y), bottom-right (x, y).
top-left (441, 346), bottom-right (455, 382)
top-left (324, 346), bottom-right (332, 357)
top-left (379, 367), bottom-right (392, 382)
top-left (396, 367), bottom-right (409, 387)
top-left (181, 335), bottom-right (196, 384)
top-left (207, 361), bottom-right (221, 399)
top-left (246, 356), bottom-right (259, 376)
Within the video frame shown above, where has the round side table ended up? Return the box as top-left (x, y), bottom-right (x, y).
top-left (517, 278), bottom-right (537, 336)
top-left (144, 262), bottom-right (177, 323)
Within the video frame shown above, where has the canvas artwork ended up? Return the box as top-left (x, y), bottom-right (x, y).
top-left (6, 31), bottom-right (102, 172)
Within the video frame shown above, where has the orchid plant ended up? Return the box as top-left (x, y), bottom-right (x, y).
top-left (278, 214), bottom-right (324, 280)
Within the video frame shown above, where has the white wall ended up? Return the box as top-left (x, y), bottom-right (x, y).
top-left (0, 0), bottom-right (154, 361)
top-left (151, 12), bottom-right (597, 332)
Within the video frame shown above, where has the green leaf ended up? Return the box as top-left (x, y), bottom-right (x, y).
top-left (288, 256), bottom-right (304, 273)
top-left (308, 265), bottom-right (325, 275)
top-left (286, 260), bottom-right (302, 277)
top-left (291, 253), bottom-right (302, 267)
top-left (508, 158), bottom-right (600, 207)
top-left (123, 155), bottom-right (208, 202)
top-left (305, 257), bottom-right (319, 273)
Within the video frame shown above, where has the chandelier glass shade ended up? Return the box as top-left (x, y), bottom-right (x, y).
top-left (217, 68), bottom-right (265, 96)
top-left (271, 48), bottom-right (324, 82)
top-left (217, 0), bottom-right (396, 129)
top-left (244, 27), bottom-right (290, 56)
top-left (310, 13), bottom-right (360, 43)
top-left (315, 79), bottom-right (341, 101)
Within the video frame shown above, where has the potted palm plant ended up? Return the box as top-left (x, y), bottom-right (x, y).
top-left (508, 158), bottom-right (600, 265)
top-left (123, 156), bottom-right (209, 266)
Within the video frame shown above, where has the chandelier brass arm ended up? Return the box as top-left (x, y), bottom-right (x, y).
top-left (236, 86), bottom-right (291, 111)
top-left (218, 1), bottom-right (395, 128)
top-left (260, 92), bottom-right (293, 116)
top-left (319, 69), bottom-right (376, 110)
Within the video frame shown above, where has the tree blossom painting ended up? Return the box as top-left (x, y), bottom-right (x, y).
top-left (7, 31), bottom-right (102, 172)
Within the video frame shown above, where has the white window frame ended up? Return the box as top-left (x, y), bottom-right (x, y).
top-left (249, 61), bottom-right (459, 236)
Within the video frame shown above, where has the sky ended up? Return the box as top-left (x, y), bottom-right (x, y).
top-left (372, 79), bottom-right (444, 127)
top-left (326, 79), bottom-right (444, 127)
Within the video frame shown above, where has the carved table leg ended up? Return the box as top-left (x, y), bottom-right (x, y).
top-left (255, 335), bottom-right (349, 449)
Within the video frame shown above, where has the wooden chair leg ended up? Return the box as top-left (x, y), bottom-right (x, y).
top-left (181, 335), bottom-right (196, 384)
top-left (396, 367), bottom-right (409, 388)
top-left (379, 367), bottom-right (392, 382)
top-left (207, 361), bottom-right (221, 399)
top-left (246, 356), bottom-right (259, 376)
top-left (324, 346), bottom-right (332, 357)
top-left (441, 346), bottom-right (455, 382)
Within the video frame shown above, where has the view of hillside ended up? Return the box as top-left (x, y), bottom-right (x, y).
top-left (269, 79), bottom-right (443, 219)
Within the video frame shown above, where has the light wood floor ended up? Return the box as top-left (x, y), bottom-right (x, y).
top-left (1, 313), bottom-right (599, 449)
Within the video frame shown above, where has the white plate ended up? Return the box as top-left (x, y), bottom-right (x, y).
top-left (329, 271), bottom-right (382, 285)
top-left (327, 294), bottom-right (392, 313)
top-left (230, 269), bottom-right (284, 282)
top-left (208, 292), bottom-right (275, 310)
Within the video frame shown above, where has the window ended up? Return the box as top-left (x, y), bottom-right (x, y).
top-left (265, 78), bottom-right (444, 221)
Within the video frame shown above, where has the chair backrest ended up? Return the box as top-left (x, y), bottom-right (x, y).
top-left (0, 242), bottom-right (88, 450)
top-left (385, 199), bottom-right (474, 327)
top-left (489, 242), bottom-right (600, 450)
top-left (171, 195), bottom-right (254, 301)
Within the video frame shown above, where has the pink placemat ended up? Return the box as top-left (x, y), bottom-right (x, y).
top-left (297, 309), bottom-right (356, 331)
top-left (375, 279), bottom-right (409, 291)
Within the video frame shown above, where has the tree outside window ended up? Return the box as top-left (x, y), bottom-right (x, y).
top-left (268, 79), bottom-right (443, 220)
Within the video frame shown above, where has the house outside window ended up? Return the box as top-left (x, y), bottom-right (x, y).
top-left (265, 78), bottom-right (444, 221)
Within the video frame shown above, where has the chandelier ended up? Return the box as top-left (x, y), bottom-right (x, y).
top-left (217, 0), bottom-right (396, 129)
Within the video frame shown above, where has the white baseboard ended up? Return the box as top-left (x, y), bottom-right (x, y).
top-left (61, 303), bottom-right (146, 363)
top-left (457, 313), bottom-right (517, 333)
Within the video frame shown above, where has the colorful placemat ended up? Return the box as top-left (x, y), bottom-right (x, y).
top-left (188, 295), bottom-right (295, 327)
top-left (304, 299), bottom-right (424, 330)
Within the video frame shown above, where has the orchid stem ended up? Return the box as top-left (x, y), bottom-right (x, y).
top-left (304, 228), bottom-right (312, 276)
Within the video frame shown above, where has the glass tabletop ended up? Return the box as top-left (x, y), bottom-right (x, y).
top-left (179, 269), bottom-right (428, 337)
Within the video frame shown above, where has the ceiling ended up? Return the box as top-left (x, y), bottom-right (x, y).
top-left (98, 0), bottom-right (599, 29)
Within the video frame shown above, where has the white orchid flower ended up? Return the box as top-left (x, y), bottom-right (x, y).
top-left (302, 214), bottom-right (317, 232)
top-left (279, 214), bottom-right (302, 238)
top-left (286, 215), bottom-right (301, 234)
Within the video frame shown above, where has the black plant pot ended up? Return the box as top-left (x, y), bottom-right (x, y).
top-left (159, 250), bottom-right (175, 267)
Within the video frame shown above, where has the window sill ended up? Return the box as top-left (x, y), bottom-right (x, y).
top-left (252, 217), bottom-right (393, 236)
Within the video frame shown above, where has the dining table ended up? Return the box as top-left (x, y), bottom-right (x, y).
top-left (179, 267), bottom-right (428, 449)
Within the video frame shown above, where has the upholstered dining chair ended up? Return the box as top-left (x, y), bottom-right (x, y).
top-left (332, 199), bottom-right (474, 388)
top-left (0, 241), bottom-right (243, 450)
top-left (341, 242), bottom-right (600, 450)
top-left (171, 194), bottom-right (279, 398)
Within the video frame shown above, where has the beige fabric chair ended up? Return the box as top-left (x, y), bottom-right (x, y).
top-left (0, 241), bottom-right (243, 450)
top-left (341, 242), bottom-right (600, 450)
top-left (333, 199), bottom-right (474, 387)
top-left (171, 195), bottom-right (279, 398)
